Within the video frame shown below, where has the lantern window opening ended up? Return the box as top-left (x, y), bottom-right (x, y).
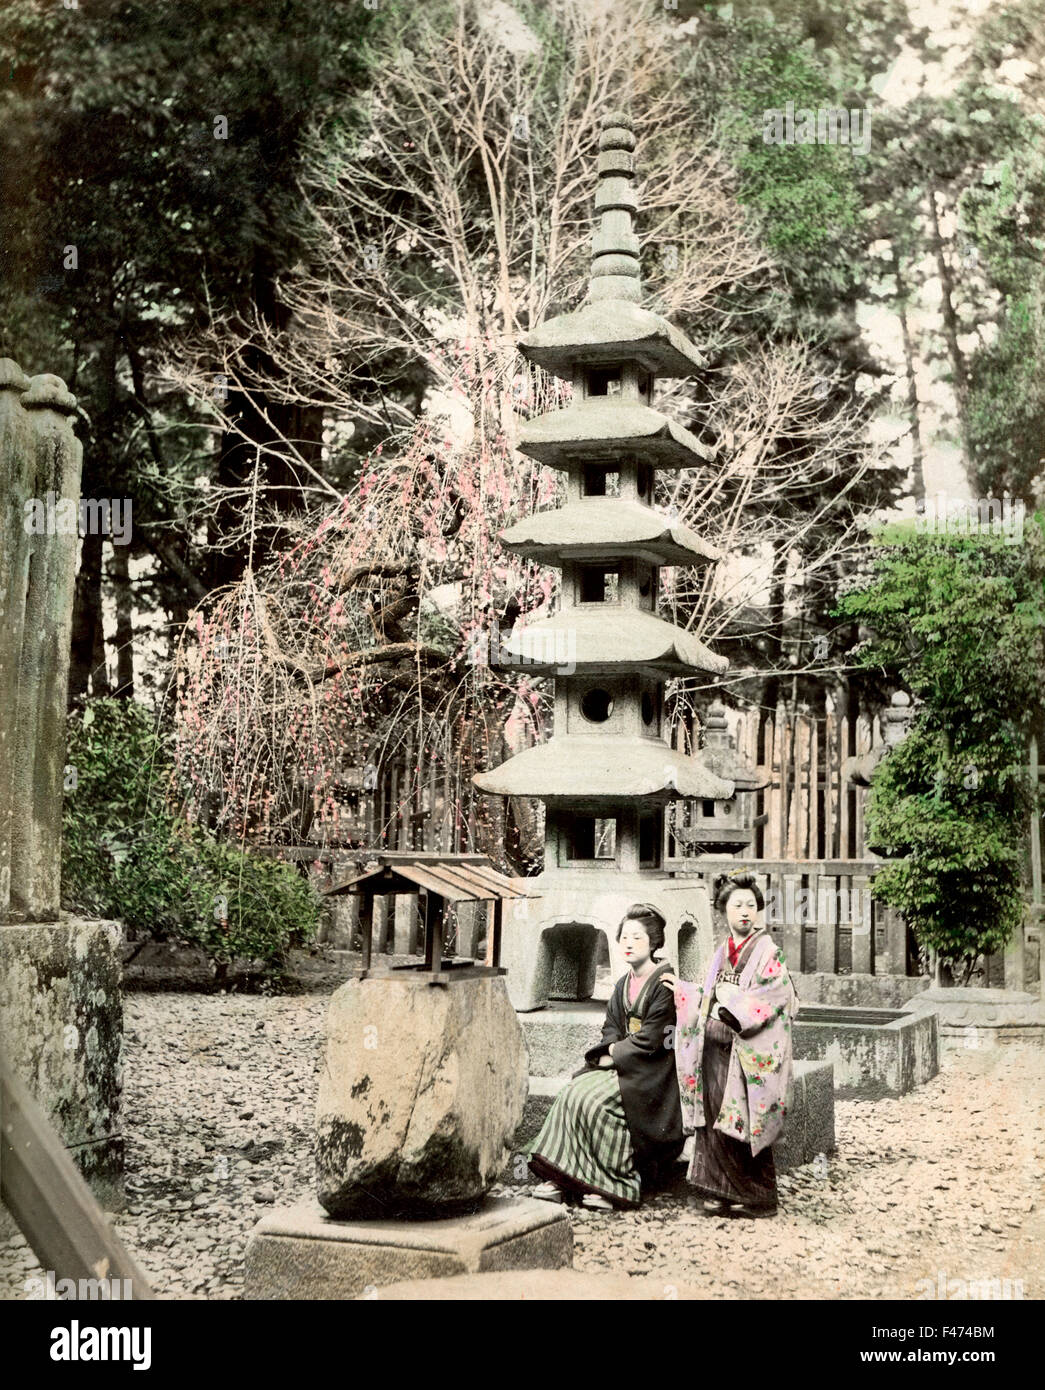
top-left (639, 810), bottom-right (663, 869)
top-left (566, 815), bottom-right (617, 862)
top-left (580, 686), bottom-right (614, 723)
top-left (702, 798), bottom-right (716, 817)
top-left (578, 563), bottom-right (620, 604)
top-left (586, 366), bottom-right (622, 398)
top-left (582, 463), bottom-right (621, 497)
top-left (637, 562), bottom-right (657, 609)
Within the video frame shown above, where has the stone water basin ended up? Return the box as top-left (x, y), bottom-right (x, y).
top-left (792, 1003), bottom-right (938, 1097)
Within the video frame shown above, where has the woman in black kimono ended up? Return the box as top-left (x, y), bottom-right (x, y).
top-left (527, 904), bottom-right (683, 1211)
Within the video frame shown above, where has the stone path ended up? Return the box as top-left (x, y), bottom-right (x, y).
top-left (1, 988), bottom-right (1041, 1299)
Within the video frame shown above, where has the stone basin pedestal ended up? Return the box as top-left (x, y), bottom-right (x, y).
top-left (244, 972), bottom-right (572, 1298)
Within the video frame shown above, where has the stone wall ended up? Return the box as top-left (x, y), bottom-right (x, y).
top-left (0, 919), bottom-right (124, 1207)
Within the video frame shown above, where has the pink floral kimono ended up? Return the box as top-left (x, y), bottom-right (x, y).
top-left (673, 929), bottom-right (797, 1211)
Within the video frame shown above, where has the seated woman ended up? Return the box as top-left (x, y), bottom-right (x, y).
top-left (527, 904), bottom-right (683, 1212)
top-left (663, 872), bottom-right (797, 1218)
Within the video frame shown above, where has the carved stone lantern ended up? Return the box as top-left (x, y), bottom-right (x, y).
top-left (672, 700), bottom-right (768, 855)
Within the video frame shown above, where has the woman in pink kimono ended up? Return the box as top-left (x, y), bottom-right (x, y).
top-left (662, 872), bottom-right (797, 1217)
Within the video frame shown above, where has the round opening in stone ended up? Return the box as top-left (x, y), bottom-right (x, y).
top-left (641, 692), bottom-right (655, 725)
top-left (580, 688), bottom-right (614, 722)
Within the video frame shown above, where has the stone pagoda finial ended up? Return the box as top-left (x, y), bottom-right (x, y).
top-left (589, 109), bottom-right (642, 305)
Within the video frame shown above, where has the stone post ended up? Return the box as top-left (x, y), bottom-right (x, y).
top-left (8, 374), bottom-right (83, 920)
top-left (0, 360), bottom-right (35, 918)
top-left (0, 361), bottom-right (122, 1210)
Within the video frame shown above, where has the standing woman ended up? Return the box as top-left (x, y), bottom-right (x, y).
top-left (663, 872), bottom-right (797, 1217)
top-left (527, 904), bottom-right (683, 1211)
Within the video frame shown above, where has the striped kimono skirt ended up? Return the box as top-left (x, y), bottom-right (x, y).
top-left (526, 1069), bottom-right (640, 1206)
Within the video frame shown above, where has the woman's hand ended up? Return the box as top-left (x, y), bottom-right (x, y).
top-left (598, 1052), bottom-right (615, 1069)
top-left (660, 973), bottom-right (690, 1009)
top-left (715, 981), bottom-right (741, 1007)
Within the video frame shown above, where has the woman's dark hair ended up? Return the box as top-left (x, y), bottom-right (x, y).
top-left (713, 872), bottom-right (765, 915)
top-left (616, 903), bottom-right (667, 956)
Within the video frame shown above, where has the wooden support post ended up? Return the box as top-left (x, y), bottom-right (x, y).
top-left (814, 871), bottom-right (836, 974)
top-left (851, 872), bottom-right (874, 975)
top-left (424, 892), bottom-right (444, 978)
top-left (358, 892), bottom-right (373, 974)
top-left (491, 898), bottom-right (504, 971)
top-left (1031, 735), bottom-right (1042, 907)
top-left (780, 871), bottom-right (802, 973)
top-left (1, 1060), bottom-right (154, 1299)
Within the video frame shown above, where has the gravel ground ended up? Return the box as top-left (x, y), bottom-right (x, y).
top-left (2, 986), bottom-right (1042, 1300)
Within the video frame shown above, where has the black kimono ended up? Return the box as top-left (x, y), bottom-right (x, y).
top-left (579, 959), bottom-right (685, 1176)
top-left (527, 959), bottom-right (683, 1204)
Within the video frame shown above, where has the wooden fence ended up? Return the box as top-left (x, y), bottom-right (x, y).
top-left (300, 703), bottom-right (1045, 983)
top-left (669, 703), bottom-right (883, 862)
top-left (662, 855), bottom-right (913, 977)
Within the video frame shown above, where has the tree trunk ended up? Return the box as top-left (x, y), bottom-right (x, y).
top-left (69, 318), bottom-right (117, 706)
top-left (69, 529), bottom-right (109, 705)
top-left (110, 543), bottom-right (134, 698)
top-left (893, 244), bottom-right (927, 503)
top-left (928, 182), bottom-right (969, 458)
top-left (207, 257), bottom-right (323, 589)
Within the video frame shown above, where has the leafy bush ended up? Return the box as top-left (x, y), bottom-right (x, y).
top-left (63, 699), bottom-right (318, 973)
top-left (837, 520), bottom-right (1045, 980)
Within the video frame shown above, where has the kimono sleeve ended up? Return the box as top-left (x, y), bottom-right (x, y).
top-left (723, 942), bottom-right (796, 1038)
top-left (582, 985), bottom-right (627, 1068)
top-left (672, 978), bottom-right (704, 1135)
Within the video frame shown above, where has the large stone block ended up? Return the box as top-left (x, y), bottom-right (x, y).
top-left (0, 918), bottom-right (124, 1206)
top-left (513, 1059), bottom-right (834, 1174)
top-left (775, 1060), bottom-right (835, 1171)
top-left (793, 971), bottom-right (931, 1009)
top-left (903, 986), bottom-right (1045, 1050)
top-left (794, 1003), bottom-right (939, 1097)
top-left (519, 1002), bottom-right (604, 1077)
top-left (316, 974), bottom-right (528, 1217)
top-left (244, 1196), bottom-right (572, 1300)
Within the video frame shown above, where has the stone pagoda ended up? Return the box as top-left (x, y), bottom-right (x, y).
top-left (474, 111), bottom-right (734, 1012)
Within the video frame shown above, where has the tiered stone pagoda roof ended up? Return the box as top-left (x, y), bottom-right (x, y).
top-left (500, 609), bottom-right (727, 678)
top-left (500, 496), bottom-right (720, 567)
top-left (476, 737), bottom-right (733, 803)
top-left (519, 300), bottom-right (708, 381)
top-left (518, 401), bottom-right (714, 471)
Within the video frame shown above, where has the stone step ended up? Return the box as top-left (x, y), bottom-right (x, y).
top-left (513, 1059), bottom-right (834, 1173)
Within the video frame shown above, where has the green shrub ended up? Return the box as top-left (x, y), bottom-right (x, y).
top-left (837, 520), bottom-right (1045, 979)
top-left (62, 698), bottom-right (319, 973)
